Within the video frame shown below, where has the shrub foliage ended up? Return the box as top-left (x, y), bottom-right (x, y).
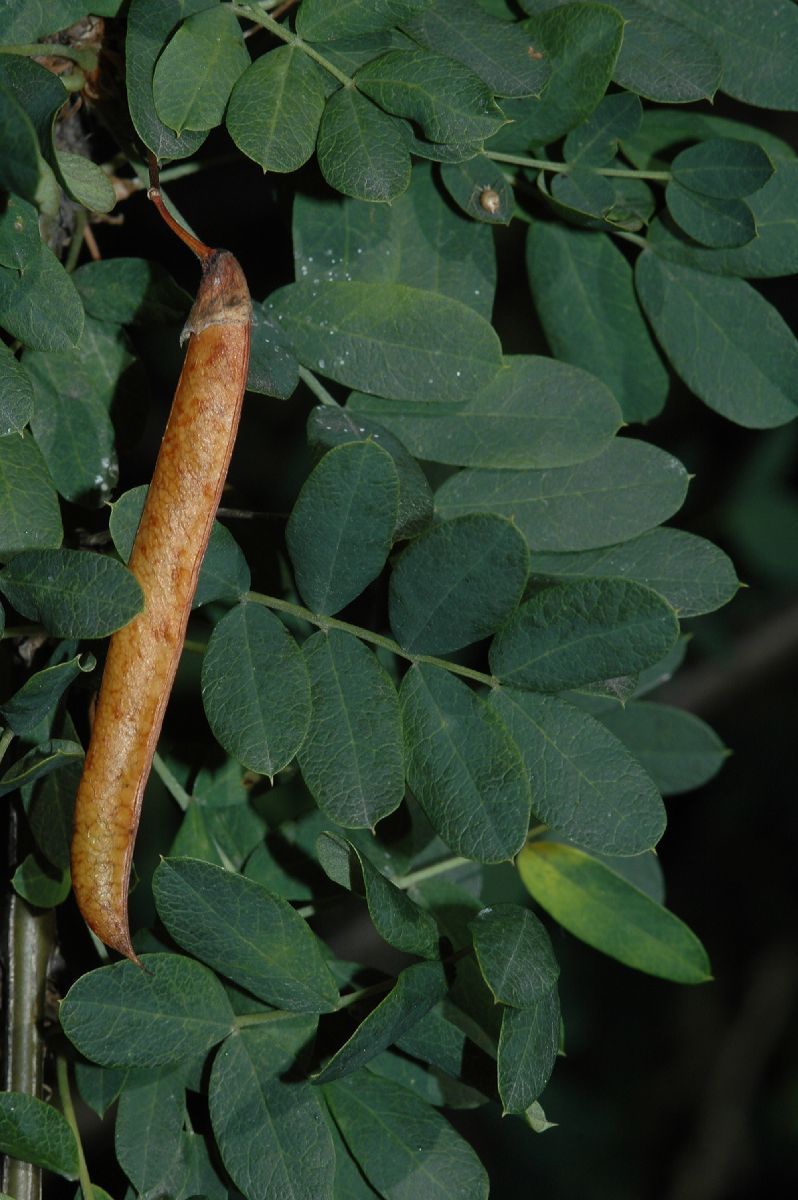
top-left (1, 0), bottom-right (795, 1195)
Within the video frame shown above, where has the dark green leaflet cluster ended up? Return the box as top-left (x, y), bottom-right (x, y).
top-left (0, 0), bottom-right (795, 1195)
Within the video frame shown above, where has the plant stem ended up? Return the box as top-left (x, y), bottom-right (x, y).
top-left (151, 752), bottom-right (191, 811)
top-left (526, 824), bottom-right (549, 841)
top-left (0, 43), bottom-right (97, 71)
top-left (2, 805), bottom-right (56, 1200)
top-left (0, 726), bottom-right (14, 767)
top-left (298, 365), bottom-right (341, 408)
top-left (56, 1057), bottom-right (95, 1200)
top-left (601, 166), bottom-right (671, 180)
top-left (183, 638), bottom-right (208, 654)
top-left (64, 209), bottom-right (88, 273)
top-left (295, 855), bottom-right (470, 920)
top-left (245, 592), bottom-right (498, 687)
top-left (486, 150), bottom-right (671, 182)
top-left (234, 3), bottom-right (355, 87)
top-left (394, 855), bottom-right (473, 890)
top-left (1, 626), bottom-right (43, 640)
top-left (611, 229), bottom-right (649, 249)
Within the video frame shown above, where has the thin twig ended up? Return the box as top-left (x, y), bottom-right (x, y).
top-left (151, 752), bottom-right (192, 811)
top-left (2, 808), bottom-right (56, 1200)
top-left (656, 600), bottom-right (798, 716)
top-left (246, 591), bottom-right (498, 687)
top-left (56, 1057), bottom-right (95, 1200)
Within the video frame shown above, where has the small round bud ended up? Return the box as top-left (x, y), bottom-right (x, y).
top-left (479, 188), bottom-right (502, 215)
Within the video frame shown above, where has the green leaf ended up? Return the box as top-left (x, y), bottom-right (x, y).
top-left (110, 485), bottom-right (250, 608)
top-left (181, 1130), bottom-right (228, 1200)
top-left (12, 852), bottom-right (70, 907)
top-left (528, 527), bottom-right (739, 617)
top-left (0, 548), bottom-right (143, 638)
top-left (201, 602), bottom-right (311, 778)
top-left (635, 253), bottom-right (798, 429)
top-left (517, 841), bottom-right (712, 984)
top-left (367, 1049), bottom-right (483, 1111)
top-left (671, 137), bottom-right (773, 199)
top-left (59, 953), bottom-right (236, 1068)
top-left (650, 157), bottom-right (798, 280)
top-left (621, 108), bottom-right (795, 172)
top-left (171, 799), bottom-right (266, 873)
top-left (470, 903), bottom-right (559, 1007)
top-left (0, 1092), bottom-right (78, 1179)
top-left (209, 1022), bottom-right (335, 1200)
top-left (227, 46), bottom-right (327, 173)
top-left (326, 1111), bottom-right (383, 1198)
top-left (0, 81), bottom-right (47, 204)
top-left (0, 739), bottom-right (82, 799)
top-left (292, 164), bottom-right (497, 319)
top-left (389, 514), bottom-right (529, 654)
top-left (55, 150), bottom-right (116, 214)
top-left (633, 635), bottom-right (688, 698)
top-left (526, 223), bottom-right (669, 423)
top-left (269, 280), bottom-right (501, 402)
top-left (563, 92), bottom-right (642, 166)
top-left (309, 30), bottom-right (401, 79)
top-left (324, 1072), bottom-right (489, 1199)
top-left (349, 353), bottom-right (622, 467)
top-left (308, 406), bottom-right (433, 539)
top-left (440, 155), bottom-right (514, 225)
top-left (597, 848), bottom-right (664, 904)
top-left (0, 194), bottom-right (40, 273)
top-left (490, 579), bottom-right (679, 693)
top-left (0, 243), bottom-right (83, 352)
top-left (548, 165), bottom-right (616, 221)
top-left (493, 4), bottom-right (624, 148)
top-left (72, 257), bottom-right (191, 326)
top-left (126, 0), bottom-right (210, 158)
top-left (24, 752), bottom-right (82, 869)
top-left (153, 857), bottom-right (339, 1012)
top-left (401, 127), bottom-right (485, 164)
top-left (0, 345), bottom-right (33, 437)
top-left (0, 0), bottom-right (99, 39)
top-left (24, 316), bottom-right (142, 506)
top-left (394, 999), bottom-right (496, 1099)
top-left (610, 0), bottom-right (720, 103)
top-left (665, 184), bottom-right (756, 249)
top-left (497, 994), bottom-right (560, 1113)
top-left (248, 299), bottom-right (300, 399)
top-left (152, 3), bottom-right (250, 134)
top-left (632, 0), bottom-right (798, 110)
top-left (74, 1061), bottom-right (129, 1119)
top-left (0, 652), bottom-right (94, 736)
top-left (0, 53), bottom-right (67, 159)
top-left (488, 690), bottom-right (666, 854)
top-left (299, 630), bottom-right (405, 828)
top-left (316, 960), bottom-right (448, 1083)
top-left (601, 173), bottom-right (657, 232)
top-left (356, 50), bottom-right (506, 144)
top-left (317, 87), bottom-right (412, 203)
top-left (297, 0), bottom-right (429, 40)
top-left (287, 441), bottom-right (399, 614)
top-left (401, 664), bottom-right (531, 863)
top-left (0, 433), bottom-right (62, 560)
top-left (114, 1065), bottom-right (186, 1198)
top-left (316, 832), bottom-right (440, 959)
top-left (436, 439), bottom-right (690, 552)
top-left (403, 0), bottom-right (551, 97)
top-left (597, 701), bottom-right (727, 796)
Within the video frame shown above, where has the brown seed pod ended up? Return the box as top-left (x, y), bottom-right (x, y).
top-left (479, 187), bottom-right (502, 215)
top-left (70, 160), bottom-right (251, 963)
